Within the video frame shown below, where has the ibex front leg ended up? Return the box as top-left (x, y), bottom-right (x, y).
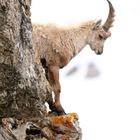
top-left (47, 65), bottom-right (66, 115)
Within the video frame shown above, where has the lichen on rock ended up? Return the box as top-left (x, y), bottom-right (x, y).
top-left (0, 113), bottom-right (82, 140)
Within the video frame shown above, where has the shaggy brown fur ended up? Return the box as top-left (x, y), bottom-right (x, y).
top-left (32, 21), bottom-right (108, 115)
top-left (33, 21), bottom-right (104, 66)
top-left (32, 0), bottom-right (115, 115)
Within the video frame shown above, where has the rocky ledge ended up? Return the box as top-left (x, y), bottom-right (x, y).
top-left (0, 113), bottom-right (82, 140)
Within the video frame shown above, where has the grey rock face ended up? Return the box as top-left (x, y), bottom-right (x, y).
top-left (0, 0), bottom-right (50, 119)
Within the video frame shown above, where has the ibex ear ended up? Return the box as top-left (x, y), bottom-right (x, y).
top-left (93, 20), bottom-right (102, 30)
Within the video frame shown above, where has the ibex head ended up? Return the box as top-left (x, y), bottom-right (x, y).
top-left (88, 0), bottom-right (115, 55)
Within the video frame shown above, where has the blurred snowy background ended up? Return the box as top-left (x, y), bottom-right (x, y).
top-left (31, 0), bottom-right (140, 140)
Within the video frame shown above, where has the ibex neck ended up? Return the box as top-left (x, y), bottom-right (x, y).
top-left (70, 28), bottom-right (88, 57)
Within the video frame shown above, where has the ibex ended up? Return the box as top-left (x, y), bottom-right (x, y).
top-left (33, 0), bottom-right (115, 115)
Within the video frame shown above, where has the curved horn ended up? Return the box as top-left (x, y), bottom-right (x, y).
top-left (103, 0), bottom-right (115, 31)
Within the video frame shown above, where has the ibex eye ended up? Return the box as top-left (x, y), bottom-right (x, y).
top-left (99, 35), bottom-right (103, 39)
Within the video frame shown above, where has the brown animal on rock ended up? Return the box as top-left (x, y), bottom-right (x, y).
top-left (32, 0), bottom-right (115, 115)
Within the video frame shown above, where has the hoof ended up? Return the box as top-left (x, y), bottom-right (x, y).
top-left (56, 106), bottom-right (66, 116)
top-left (57, 110), bottom-right (67, 116)
top-left (49, 109), bottom-right (66, 116)
top-left (48, 102), bottom-right (66, 116)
